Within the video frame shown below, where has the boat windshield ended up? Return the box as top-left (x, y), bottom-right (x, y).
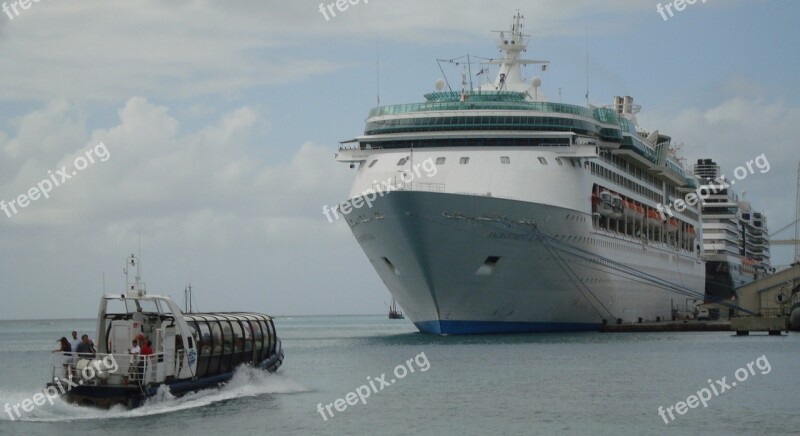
top-left (105, 297), bottom-right (164, 316)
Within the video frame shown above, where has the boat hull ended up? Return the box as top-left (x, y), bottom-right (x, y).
top-left (346, 191), bottom-right (705, 335)
top-left (51, 343), bottom-right (284, 408)
top-left (791, 302), bottom-right (800, 331)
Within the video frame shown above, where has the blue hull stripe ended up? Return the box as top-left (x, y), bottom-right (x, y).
top-left (414, 320), bottom-right (601, 335)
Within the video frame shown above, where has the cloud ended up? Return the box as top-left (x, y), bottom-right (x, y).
top-left (0, 0), bottom-right (666, 102)
top-left (0, 97), bottom-right (371, 319)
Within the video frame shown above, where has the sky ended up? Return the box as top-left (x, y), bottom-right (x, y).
top-left (0, 0), bottom-right (798, 320)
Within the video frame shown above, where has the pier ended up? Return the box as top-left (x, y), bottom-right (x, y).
top-left (600, 320), bottom-right (730, 333)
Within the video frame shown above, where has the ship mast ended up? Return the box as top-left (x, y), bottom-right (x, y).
top-left (124, 253), bottom-right (146, 297)
top-left (481, 11), bottom-right (549, 95)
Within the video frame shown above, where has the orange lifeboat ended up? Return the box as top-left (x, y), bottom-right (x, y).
top-left (646, 209), bottom-right (661, 226)
top-left (623, 200), bottom-right (638, 221)
top-left (667, 218), bottom-right (679, 233)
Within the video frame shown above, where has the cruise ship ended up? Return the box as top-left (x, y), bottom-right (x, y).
top-left (335, 13), bottom-right (705, 334)
top-left (693, 159), bottom-right (772, 301)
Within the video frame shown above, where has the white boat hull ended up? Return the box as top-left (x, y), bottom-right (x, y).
top-left (346, 191), bottom-right (705, 334)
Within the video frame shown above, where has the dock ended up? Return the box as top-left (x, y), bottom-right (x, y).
top-left (730, 315), bottom-right (788, 335)
top-left (600, 320), bottom-right (730, 333)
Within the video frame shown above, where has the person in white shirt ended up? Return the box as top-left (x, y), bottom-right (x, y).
top-left (68, 331), bottom-right (80, 369)
top-left (128, 339), bottom-right (143, 382)
top-left (129, 339), bottom-right (141, 355)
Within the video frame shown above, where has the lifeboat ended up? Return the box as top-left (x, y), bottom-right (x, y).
top-left (597, 191), bottom-right (615, 217)
top-left (684, 225), bottom-right (696, 242)
top-left (610, 194), bottom-right (624, 220)
top-left (646, 209), bottom-right (661, 226)
top-left (667, 218), bottom-right (679, 234)
top-left (623, 200), bottom-right (639, 221)
top-left (46, 254), bottom-right (284, 409)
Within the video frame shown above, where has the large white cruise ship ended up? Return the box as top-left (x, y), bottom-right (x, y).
top-left (335, 13), bottom-right (705, 334)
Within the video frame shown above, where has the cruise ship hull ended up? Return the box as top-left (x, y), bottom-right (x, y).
top-left (347, 191), bottom-right (705, 334)
top-left (791, 296), bottom-right (800, 331)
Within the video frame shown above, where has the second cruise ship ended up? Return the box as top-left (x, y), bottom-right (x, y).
top-left (335, 13), bottom-right (706, 334)
top-left (693, 159), bottom-right (772, 301)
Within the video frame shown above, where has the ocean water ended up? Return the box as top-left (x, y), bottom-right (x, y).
top-left (0, 316), bottom-right (798, 435)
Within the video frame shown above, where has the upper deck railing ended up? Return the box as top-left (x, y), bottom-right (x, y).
top-left (367, 91), bottom-right (620, 126)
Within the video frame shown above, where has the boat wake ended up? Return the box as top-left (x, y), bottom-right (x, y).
top-left (0, 365), bottom-right (306, 422)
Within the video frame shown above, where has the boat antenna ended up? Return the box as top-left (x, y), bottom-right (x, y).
top-left (376, 42), bottom-right (381, 106)
top-left (467, 54), bottom-right (474, 91)
top-left (585, 30), bottom-right (590, 106)
top-left (184, 283), bottom-right (195, 313)
top-left (138, 231), bottom-right (142, 280)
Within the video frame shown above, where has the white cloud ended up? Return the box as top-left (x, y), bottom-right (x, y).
top-left (0, 0), bottom-right (665, 102)
top-left (0, 97), bottom-right (373, 318)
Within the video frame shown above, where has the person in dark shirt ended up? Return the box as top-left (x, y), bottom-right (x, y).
top-left (52, 337), bottom-right (72, 377)
top-left (76, 334), bottom-right (96, 359)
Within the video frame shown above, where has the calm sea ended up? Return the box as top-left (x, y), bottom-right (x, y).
top-left (0, 316), bottom-right (797, 435)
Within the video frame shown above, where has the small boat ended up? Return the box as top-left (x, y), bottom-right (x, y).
top-left (389, 299), bottom-right (405, 319)
top-left (623, 200), bottom-right (641, 222)
top-left (597, 191), bottom-right (623, 219)
top-left (684, 225), bottom-right (696, 243)
top-left (635, 204), bottom-right (645, 223)
top-left (646, 208), bottom-right (662, 226)
top-left (46, 255), bottom-right (284, 408)
top-left (667, 218), bottom-right (679, 234)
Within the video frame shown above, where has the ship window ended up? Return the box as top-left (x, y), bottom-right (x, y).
top-left (241, 319), bottom-right (253, 353)
top-left (210, 320), bottom-right (222, 356)
top-left (231, 320), bottom-right (243, 353)
top-left (251, 320), bottom-right (263, 362)
top-left (476, 256), bottom-right (501, 276)
top-left (382, 257), bottom-right (400, 275)
top-left (500, 156), bottom-right (510, 164)
top-left (538, 157), bottom-right (547, 165)
top-left (397, 157), bottom-right (408, 166)
top-left (259, 320), bottom-right (271, 360)
top-left (369, 159), bottom-right (378, 168)
top-left (436, 157), bottom-right (446, 165)
top-left (221, 321), bottom-right (233, 355)
top-left (555, 158), bottom-right (563, 166)
top-left (459, 157), bottom-right (470, 165)
top-left (197, 321), bottom-right (211, 356)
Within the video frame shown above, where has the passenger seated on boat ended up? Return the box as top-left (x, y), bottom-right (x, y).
top-left (76, 334), bottom-right (96, 359)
